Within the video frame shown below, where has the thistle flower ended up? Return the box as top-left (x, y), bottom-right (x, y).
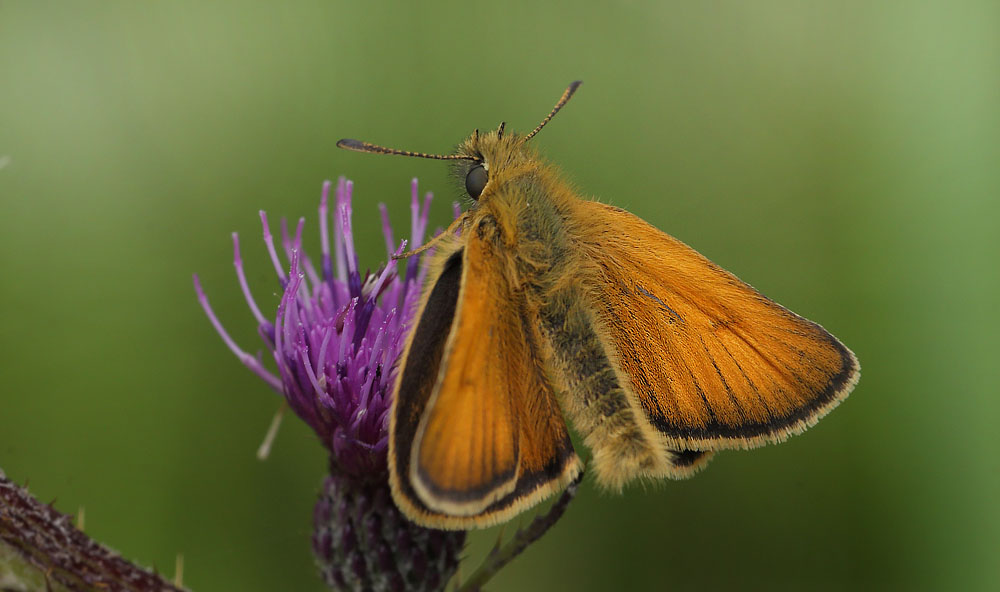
top-left (194, 178), bottom-right (465, 592)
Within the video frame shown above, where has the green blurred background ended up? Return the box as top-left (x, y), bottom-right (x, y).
top-left (2, 1), bottom-right (998, 590)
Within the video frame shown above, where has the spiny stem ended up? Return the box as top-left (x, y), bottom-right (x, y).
top-left (0, 469), bottom-right (187, 592)
top-left (457, 473), bottom-right (583, 592)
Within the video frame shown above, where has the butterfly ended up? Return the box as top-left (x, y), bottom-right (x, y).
top-left (337, 81), bottom-right (860, 530)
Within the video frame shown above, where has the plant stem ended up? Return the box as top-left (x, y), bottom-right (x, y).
top-left (0, 468), bottom-right (187, 592)
top-left (457, 473), bottom-right (583, 592)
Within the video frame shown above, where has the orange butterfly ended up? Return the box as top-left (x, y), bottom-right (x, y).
top-left (338, 81), bottom-right (860, 530)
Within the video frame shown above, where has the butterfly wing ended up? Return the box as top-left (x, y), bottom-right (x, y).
top-left (389, 235), bottom-right (581, 530)
top-left (571, 201), bottom-right (859, 454)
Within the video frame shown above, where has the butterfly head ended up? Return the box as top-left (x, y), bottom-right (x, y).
top-left (337, 81), bottom-right (582, 205)
top-left (449, 122), bottom-right (541, 203)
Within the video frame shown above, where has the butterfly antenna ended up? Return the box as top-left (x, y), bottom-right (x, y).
top-left (523, 80), bottom-right (582, 143)
top-left (337, 138), bottom-right (477, 161)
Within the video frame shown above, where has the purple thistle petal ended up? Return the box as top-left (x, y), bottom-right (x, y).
top-left (284, 217), bottom-right (322, 290)
top-left (378, 204), bottom-right (395, 259)
top-left (232, 232), bottom-right (269, 329)
top-left (409, 179), bottom-right (420, 255)
top-left (369, 241), bottom-right (405, 300)
top-left (339, 181), bottom-right (362, 297)
top-left (406, 180), bottom-right (429, 283)
top-left (333, 177), bottom-right (348, 284)
top-left (260, 211), bottom-right (288, 287)
top-left (193, 274), bottom-right (283, 394)
top-left (287, 251), bottom-right (316, 324)
top-left (279, 217), bottom-right (293, 257)
top-left (420, 191), bottom-right (433, 241)
top-left (338, 298), bottom-right (357, 372)
top-left (292, 217), bottom-right (305, 253)
top-left (317, 321), bottom-right (335, 382)
top-left (319, 180), bottom-right (334, 283)
top-left (303, 254), bottom-right (322, 293)
top-left (301, 347), bottom-right (335, 412)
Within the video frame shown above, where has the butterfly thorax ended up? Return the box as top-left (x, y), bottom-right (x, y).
top-left (454, 130), bottom-right (582, 298)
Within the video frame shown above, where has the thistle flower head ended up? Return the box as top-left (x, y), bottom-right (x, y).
top-left (195, 178), bottom-right (466, 592)
top-left (195, 177), bottom-right (435, 479)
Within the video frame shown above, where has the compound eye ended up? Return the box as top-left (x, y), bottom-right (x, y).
top-left (465, 165), bottom-right (488, 199)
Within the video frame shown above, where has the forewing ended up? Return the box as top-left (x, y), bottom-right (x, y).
top-left (390, 233), bottom-right (581, 530)
top-left (573, 201), bottom-right (859, 451)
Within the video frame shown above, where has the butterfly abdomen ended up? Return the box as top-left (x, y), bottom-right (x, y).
top-left (535, 279), bottom-right (671, 492)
